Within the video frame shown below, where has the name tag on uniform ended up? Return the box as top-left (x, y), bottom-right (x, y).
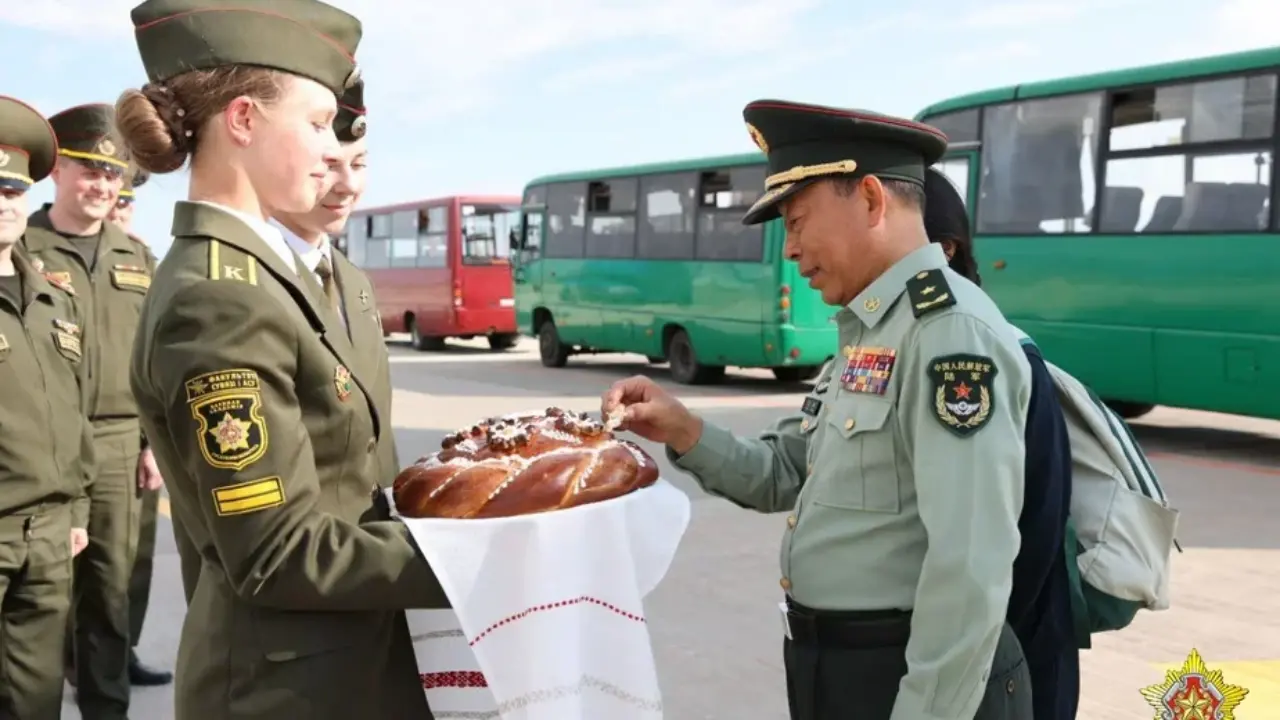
top-left (801, 396), bottom-right (822, 416)
top-left (840, 345), bottom-right (897, 395)
top-left (111, 264), bottom-right (151, 292)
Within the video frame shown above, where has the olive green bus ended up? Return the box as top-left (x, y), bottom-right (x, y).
top-left (917, 46), bottom-right (1280, 420)
top-left (511, 154), bottom-right (836, 384)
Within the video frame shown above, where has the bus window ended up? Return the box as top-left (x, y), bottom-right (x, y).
top-left (544, 182), bottom-right (586, 258)
top-left (977, 92), bottom-right (1103, 235)
top-left (365, 213), bottom-right (392, 269)
top-left (925, 108), bottom-right (980, 145)
top-left (462, 203), bottom-right (522, 264)
top-left (695, 166), bottom-right (766, 262)
top-left (637, 173), bottom-right (696, 260)
top-left (417, 205), bottom-right (448, 268)
top-left (933, 158), bottom-right (971, 206)
top-left (1102, 73), bottom-right (1276, 233)
top-left (585, 178), bottom-right (638, 259)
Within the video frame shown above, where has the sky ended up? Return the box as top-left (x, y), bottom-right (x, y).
top-left (5, 0), bottom-right (1280, 257)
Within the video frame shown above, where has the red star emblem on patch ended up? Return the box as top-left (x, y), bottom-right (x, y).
top-left (954, 382), bottom-right (972, 400)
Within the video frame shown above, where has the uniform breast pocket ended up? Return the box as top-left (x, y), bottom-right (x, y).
top-left (811, 399), bottom-right (902, 513)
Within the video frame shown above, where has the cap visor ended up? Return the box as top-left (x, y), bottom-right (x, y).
top-left (741, 178), bottom-right (819, 226)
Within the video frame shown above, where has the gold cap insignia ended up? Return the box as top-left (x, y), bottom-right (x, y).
top-left (1141, 648), bottom-right (1249, 718)
top-left (97, 138), bottom-right (116, 157)
top-left (0, 150), bottom-right (9, 168)
top-left (350, 116), bottom-right (367, 139)
top-left (746, 123), bottom-right (768, 153)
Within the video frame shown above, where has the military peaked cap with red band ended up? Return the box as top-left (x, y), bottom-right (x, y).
top-left (0, 96), bottom-right (58, 191)
top-left (131, 0), bottom-right (363, 95)
top-left (740, 99), bottom-right (950, 225)
top-left (334, 78), bottom-right (366, 142)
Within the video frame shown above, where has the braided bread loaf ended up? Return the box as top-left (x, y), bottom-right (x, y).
top-left (392, 407), bottom-right (660, 519)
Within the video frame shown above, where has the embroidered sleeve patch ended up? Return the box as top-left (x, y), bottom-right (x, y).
top-left (927, 353), bottom-right (997, 437)
top-left (186, 369), bottom-right (269, 470)
top-left (212, 476), bottom-right (285, 516)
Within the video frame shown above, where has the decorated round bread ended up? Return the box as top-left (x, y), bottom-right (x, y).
top-left (392, 407), bottom-right (659, 519)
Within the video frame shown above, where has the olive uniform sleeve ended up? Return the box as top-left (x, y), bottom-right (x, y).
top-left (667, 415), bottom-right (808, 513)
top-left (145, 279), bottom-right (448, 612)
top-left (889, 313), bottom-right (1029, 720)
top-left (71, 294), bottom-right (95, 529)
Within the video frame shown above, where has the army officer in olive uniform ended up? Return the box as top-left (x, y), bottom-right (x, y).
top-left (117, 2), bottom-right (447, 718)
top-left (0, 95), bottom-right (95, 720)
top-left (603, 100), bottom-right (1033, 720)
top-left (106, 164), bottom-right (175, 687)
top-left (21, 101), bottom-right (159, 720)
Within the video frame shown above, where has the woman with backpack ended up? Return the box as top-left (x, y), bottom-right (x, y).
top-left (923, 168), bottom-right (1081, 720)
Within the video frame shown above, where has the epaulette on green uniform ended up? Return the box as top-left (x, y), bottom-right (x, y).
top-left (206, 239), bottom-right (258, 286)
top-left (905, 268), bottom-right (956, 318)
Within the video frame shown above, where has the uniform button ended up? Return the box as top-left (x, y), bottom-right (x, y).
top-left (1006, 679), bottom-right (1015, 694)
top-left (844, 418), bottom-right (855, 431)
top-left (779, 577), bottom-right (791, 590)
top-left (786, 515), bottom-right (796, 528)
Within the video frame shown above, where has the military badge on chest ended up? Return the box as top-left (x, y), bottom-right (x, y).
top-left (334, 364), bottom-right (353, 401)
top-left (840, 345), bottom-right (897, 395)
top-left (928, 353), bottom-right (997, 437)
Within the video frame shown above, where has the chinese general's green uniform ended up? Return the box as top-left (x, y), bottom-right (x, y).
top-left (0, 95), bottom-right (94, 720)
top-left (670, 100), bottom-right (1034, 720)
top-left (126, 4), bottom-right (446, 718)
top-left (20, 101), bottom-right (150, 720)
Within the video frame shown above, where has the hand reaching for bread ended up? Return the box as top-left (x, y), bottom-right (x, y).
top-left (601, 376), bottom-right (703, 454)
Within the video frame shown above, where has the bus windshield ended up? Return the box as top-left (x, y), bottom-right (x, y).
top-left (461, 203), bottom-right (520, 264)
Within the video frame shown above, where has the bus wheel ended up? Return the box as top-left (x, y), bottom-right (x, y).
top-left (666, 330), bottom-right (724, 385)
top-left (488, 333), bottom-right (519, 351)
top-left (1104, 400), bottom-right (1155, 420)
top-left (409, 317), bottom-right (446, 351)
top-left (538, 320), bottom-right (569, 368)
top-left (772, 365), bottom-right (822, 383)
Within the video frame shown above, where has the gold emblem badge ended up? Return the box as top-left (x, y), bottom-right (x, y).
top-left (746, 123), bottom-right (768, 153)
top-left (334, 364), bottom-right (353, 401)
top-left (862, 297), bottom-right (881, 313)
top-left (350, 115), bottom-right (367, 139)
top-left (186, 369), bottom-right (268, 471)
top-left (0, 149), bottom-right (9, 168)
top-left (1140, 649), bottom-right (1249, 719)
top-left (97, 138), bottom-right (116, 157)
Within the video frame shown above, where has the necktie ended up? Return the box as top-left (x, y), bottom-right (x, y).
top-left (315, 255), bottom-right (343, 322)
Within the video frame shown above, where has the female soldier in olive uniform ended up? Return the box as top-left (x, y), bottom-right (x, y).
top-left (604, 100), bottom-right (1033, 720)
top-left (116, 2), bottom-right (448, 718)
top-left (0, 95), bottom-right (94, 720)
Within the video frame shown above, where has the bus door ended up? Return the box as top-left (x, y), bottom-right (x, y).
top-left (512, 203), bottom-right (546, 335)
top-left (933, 146), bottom-right (979, 216)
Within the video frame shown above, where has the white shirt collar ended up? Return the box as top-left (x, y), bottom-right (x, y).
top-left (191, 200), bottom-right (296, 275)
top-left (273, 220), bottom-right (331, 275)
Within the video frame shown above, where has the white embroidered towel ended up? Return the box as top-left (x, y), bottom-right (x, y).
top-left (393, 478), bottom-right (690, 719)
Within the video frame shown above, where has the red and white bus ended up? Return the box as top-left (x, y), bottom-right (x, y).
top-left (337, 195), bottom-right (523, 351)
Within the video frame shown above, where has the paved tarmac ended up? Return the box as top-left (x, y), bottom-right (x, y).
top-left (68, 336), bottom-right (1280, 719)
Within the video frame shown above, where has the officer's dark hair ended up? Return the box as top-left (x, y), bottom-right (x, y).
top-left (829, 175), bottom-right (926, 211)
top-left (922, 169), bottom-right (981, 286)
